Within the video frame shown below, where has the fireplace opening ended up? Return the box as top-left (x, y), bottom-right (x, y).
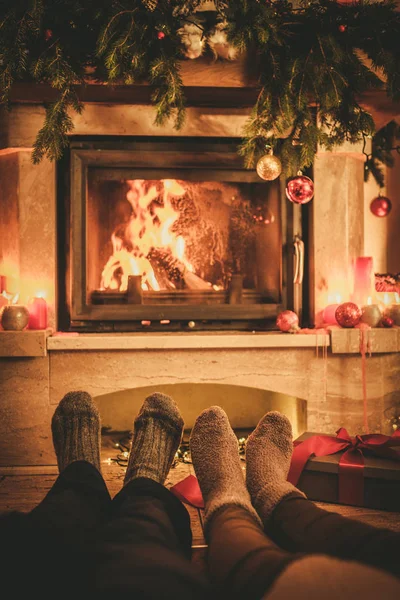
top-left (58, 137), bottom-right (306, 331)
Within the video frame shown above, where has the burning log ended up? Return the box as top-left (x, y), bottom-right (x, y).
top-left (148, 248), bottom-right (211, 290)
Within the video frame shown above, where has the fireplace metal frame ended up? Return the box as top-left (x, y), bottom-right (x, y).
top-left (59, 137), bottom-right (305, 331)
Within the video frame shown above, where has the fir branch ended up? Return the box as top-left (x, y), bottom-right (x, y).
top-left (31, 87), bottom-right (82, 163)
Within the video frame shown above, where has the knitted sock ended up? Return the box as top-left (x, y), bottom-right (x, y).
top-left (190, 406), bottom-right (262, 532)
top-left (246, 411), bottom-right (305, 524)
top-left (124, 392), bottom-right (184, 486)
top-left (51, 390), bottom-right (101, 473)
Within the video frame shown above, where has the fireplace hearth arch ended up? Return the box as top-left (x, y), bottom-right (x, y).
top-left (58, 137), bottom-right (309, 332)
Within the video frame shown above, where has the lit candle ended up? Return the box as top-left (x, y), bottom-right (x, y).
top-left (352, 257), bottom-right (374, 308)
top-left (28, 297), bottom-right (48, 329)
top-left (322, 303), bottom-right (340, 325)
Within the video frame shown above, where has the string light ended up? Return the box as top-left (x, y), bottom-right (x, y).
top-left (105, 432), bottom-right (250, 469)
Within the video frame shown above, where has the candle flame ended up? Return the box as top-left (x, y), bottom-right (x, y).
top-left (327, 292), bottom-right (342, 304)
top-left (383, 293), bottom-right (390, 306)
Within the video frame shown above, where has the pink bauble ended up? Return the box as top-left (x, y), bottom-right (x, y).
top-left (370, 196), bottom-right (392, 217)
top-left (335, 302), bottom-right (362, 328)
top-left (286, 176), bottom-right (314, 204)
top-left (276, 310), bottom-right (299, 332)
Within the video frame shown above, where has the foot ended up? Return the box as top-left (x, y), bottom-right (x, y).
top-left (51, 391), bottom-right (101, 473)
top-left (246, 411), bottom-right (305, 523)
top-left (124, 392), bottom-right (184, 486)
top-left (190, 406), bottom-right (262, 531)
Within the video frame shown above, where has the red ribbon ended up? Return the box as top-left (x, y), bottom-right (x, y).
top-left (287, 428), bottom-right (400, 506)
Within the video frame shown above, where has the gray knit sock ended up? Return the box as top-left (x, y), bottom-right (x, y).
top-left (51, 391), bottom-right (101, 473)
top-left (190, 406), bottom-right (262, 532)
top-left (124, 392), bottom-right (184, 486)
top-left (246, 411), bottom-right (305, 523)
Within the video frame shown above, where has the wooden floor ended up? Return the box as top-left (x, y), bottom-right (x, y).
top-left (1, 433), bottom-right (399, 575)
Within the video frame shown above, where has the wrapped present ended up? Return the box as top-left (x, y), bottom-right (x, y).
top-left (287, 428), bottom-right (400, 511)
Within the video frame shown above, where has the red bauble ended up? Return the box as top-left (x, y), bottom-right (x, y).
top-left (335, 302), bottom-right (362, 328)
top-left (370, 196), bottom-right (392, 217)
top-left (157, 31), bottom-right (166, 39)
top-left (381, 315), bottom-right (394, 328)
top-left (286, 176), bottom-right (314, 204)
top-left (276, 310), bottom-right (300, 333)
top-left (44, 28), bottom-right (53, 41)
top-left (338, 24), bottom-right (347, 33)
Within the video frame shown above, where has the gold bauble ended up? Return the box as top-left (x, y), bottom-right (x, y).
top-left (256, 154), bottom-right (282, 181)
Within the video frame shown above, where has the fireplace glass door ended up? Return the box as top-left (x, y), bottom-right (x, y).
top-left (60, 138), bottom-right (296, 331)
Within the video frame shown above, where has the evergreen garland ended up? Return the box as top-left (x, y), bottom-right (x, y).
top-left (0, 0), bottom-right (399, 184)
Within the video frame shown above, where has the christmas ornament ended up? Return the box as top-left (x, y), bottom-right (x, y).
top-left (360, 303), bottom-right (382, 327)
top-left (338, 24), bottom-right (347, 33)
top-left (256, 150), bottom-right (282, 181)
top-left (335, 302), bottom-right (362, 328)
top-left (44, 29), bottom-right (53, 41)
top-left (286, 175), bottom-right (314, 204)
top-left (157, 31), bottom-right (165, 40)
top-left (276, 310), bottom-right (300, 333)
top-left (177, 21), bottom-right (205, 59)
top-left (208, 21), bottom-right (238, 61)
top-left (370, 195), bottom-right (392, 217)
top-left (381, 315), bottom-right (394, 328)
top-left (0, 305), bottom-right (30, 331)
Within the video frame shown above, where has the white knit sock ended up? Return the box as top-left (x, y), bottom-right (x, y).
top-left (190, 406), bottom-right (262, 532)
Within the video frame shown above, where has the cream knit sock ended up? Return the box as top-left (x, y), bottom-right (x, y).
top-left (246, 411), bottom-right (305, 523)
top-left (51, 391), bottom-right (101, 473)
top-left (124, 392), bottom-right (184, 486)
top-left (190, 406), bottom-right (262, 532)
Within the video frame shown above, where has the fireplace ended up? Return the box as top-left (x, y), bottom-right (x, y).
top-left (59, 137), bottom-right (306, 331)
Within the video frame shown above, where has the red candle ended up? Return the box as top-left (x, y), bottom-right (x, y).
top-left (353, 257), bottom-right (374, 307)
top-left (28, 297), bottom-right (48, 329)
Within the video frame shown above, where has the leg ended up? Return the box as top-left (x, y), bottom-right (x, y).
top-left (1, 391), bottom-right (111, 597)
top-left (246, 411), bottom-right (400, 579)
top-left (91, 393), bottom-right (211, 599)
top-left (190, 406), bottom-right (299, 600)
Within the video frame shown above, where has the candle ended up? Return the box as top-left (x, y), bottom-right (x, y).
top-left (353, 257), bottom-right (374, 307)
top-left (322, 303), bottom-right (340, 325)
top-left (28, 297), bottom-right (48, 329)
top-left (360, 303), bottom-right (382, 327)
top-left (0, 275), bottom-right (6, 293)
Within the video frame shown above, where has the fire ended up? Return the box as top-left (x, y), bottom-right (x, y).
top-left (101, 179), bottom-right (203, 292)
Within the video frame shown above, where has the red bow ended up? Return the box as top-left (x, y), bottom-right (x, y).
top-left (287, 428), bottom-right (400, 506)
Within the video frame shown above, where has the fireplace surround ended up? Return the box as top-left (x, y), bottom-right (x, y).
top-left (59, 137), bottom-right (307, 332)
top-left (1, 89), bottom-right (400, 468)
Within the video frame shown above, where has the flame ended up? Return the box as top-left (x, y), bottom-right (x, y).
top-left (327, 292), bottom-right (342, 304)
top-left (101, 180), bottom-right (196, 292)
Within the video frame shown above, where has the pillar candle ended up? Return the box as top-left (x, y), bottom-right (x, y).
top-left (353, 257), bottom-right (374, 307)
top-left (28, 297), bottom-right (48, 329)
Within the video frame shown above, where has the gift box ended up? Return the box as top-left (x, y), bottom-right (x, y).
top-left (288, 429), bottom-right (400, 512)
